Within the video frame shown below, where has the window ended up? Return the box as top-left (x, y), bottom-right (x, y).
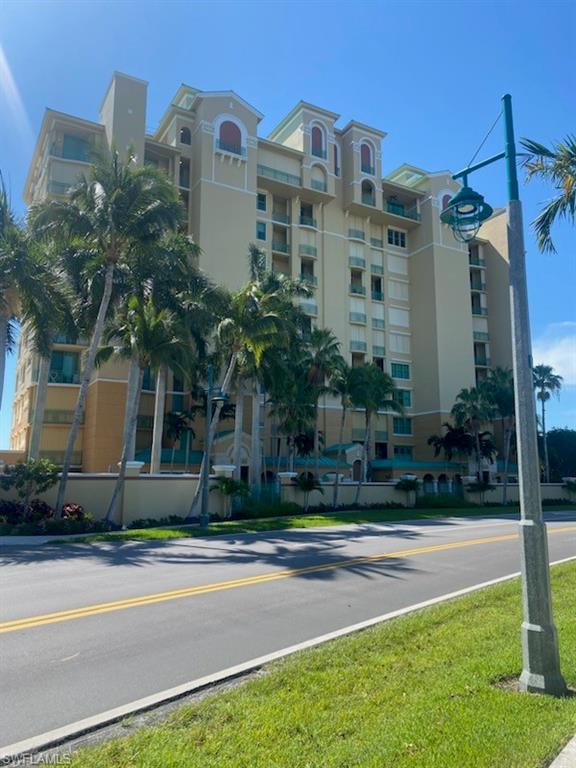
top-left (371, 276), bottom-right (383, 301)
top-left (389, 307), bottom-right (410, 328)
top-left (334, 144), bottom-right (340, 176)
top-left (375, 442), bottom-right (388, 459)
top-left (179, 158), bottom-right (190, 188)
top-left (256, 222), bottom-right (266, 241)
top-left (442, 193), bottom-right (451, 210)
top-left (393, 417), bottom-right (412, 435)
top-left (62, 133), bottom-right (90, 162)
top-left (389, 333), bottom-right (410, 354)
top-left (394, 389), bottom-right (412, 407)
top-left (49, 351), bottom-right (79, 384)
top-left (180, 126), bottom-right (191, 145)
top-left (361, 180), bottom-right (375, 206)
top-left (388, 254), bottom-right (408, 275)
top-left (391, 362), bottom-right (410, 379)
top-left (257, 193), bottom-right (267, 212)
top-left (361, 143), bottom-right (374, 174)
top-left (311, 125), bottom-right (325, 158)
top-left (373, 357), bottom-right (385, 372)
top-left (394, 445), bottom-right (413, 458)
top-left (389, 280), bottom-right (409, 301)
top-left (387, 229), bottom-right (406, 248)
top-left (218, 121), bottom-right (243, 155)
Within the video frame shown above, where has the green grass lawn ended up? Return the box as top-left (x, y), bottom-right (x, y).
top-left (70, 562), bottom-right (576, 767)
top-left (55, 504), bottom-right (574, 544)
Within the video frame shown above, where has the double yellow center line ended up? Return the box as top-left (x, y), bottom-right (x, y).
top-left (2, 526), bottom-right (574, 635)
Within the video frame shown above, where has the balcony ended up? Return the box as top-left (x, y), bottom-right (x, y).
top-left (361, 163), bottom-right (375, 175)
top-left (50, 143), bottom-right (90, 163)
top-left (299, 215), bottom-right (317, 228)
top-left (361, 193), bottom-right (376, 206)
top-left (299, 244), bottom-right (317, 257)
top-left (371, 264), bottom-right (384, 275)
top-left (349, 312), bottom-right (367, 324)
top-left (311, 147), bottom-right (327, 160)
top-left (40, 450), bottom-right (83, 466)
top-left (472, 307), bottom-right (488, 316)
top-left (385, 201), bottom-right (420, 221)
top-left (469, 254), bottom-right (486, 267)
top-left (48, 371), bottom-right (81, 384)
top-left (272, 211), bottom-right (291, 225)
top-left (272, 239), bottom-right (290, 254)
top-left (349, 283), bottom-right (366, 296)
top-left (370, 237), bottom-right (384, 249)
top-left (348, 228), bottom-right (365, 241)
top-left (371, 290), bottom-right (384, 302)
top-left (373, 345), bottom-right (386, 357)
top-left (41, 409), bottom-right (84, 425)
top-left (300, 300), bottom-right (318, 317)
top-left (473, 331), bottom-right (490, 341)
top-left (350, 340), bottom-right (367, 352)
top-left (311, 179), bottom-right (327, 193)
top-left (300, 274), bottom-right (318, 287)
top-left (216, 139), bottom-right (247, 157)
top-left (474, 357), bottom-right (491, 367)
top-left (258, 164), bottom-right (301, 187)
top-left (349, 256), bottom-right (366, 269)
top-left (470, 281), bottom-right (487, 292)
top-left (372, 318), bottom-right (385, 329)
top-left (48, 180), bottom-right (72, 196)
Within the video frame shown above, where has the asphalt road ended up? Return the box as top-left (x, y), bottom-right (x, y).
top-left (1, 511), bottom-right (575, 748)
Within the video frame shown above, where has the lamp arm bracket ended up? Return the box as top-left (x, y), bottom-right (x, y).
top-left (452, 151), bottom-right (506, 181)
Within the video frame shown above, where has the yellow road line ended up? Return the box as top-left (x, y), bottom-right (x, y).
top-left (2, 526), bottom-right (575, 635)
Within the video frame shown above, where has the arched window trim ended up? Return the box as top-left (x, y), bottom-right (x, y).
top-left (213, 114), bottom-right (248, 159)
top-left (360, 139), bottom-right (376, 175)
top-left (310, 120), bottom-right (328, 160)
top-left (360, 177), bottom-right (376, 205)
top-left (310, 163), bottom-right (328, 192)
top-left (179, 125), bottom-right (192, 145)
top-left (439, 188), bottom-right (454, 210)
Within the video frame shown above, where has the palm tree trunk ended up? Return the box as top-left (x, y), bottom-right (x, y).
top-left (186, 351), bottom-right (238, 519)
top-left (106, 361), bottom-right (144, 524)
top-left (232, 384), bottom-right (245, 481)
top-left (502, 422), bottom-right (512, 505)
top-left (474, 429), bottom-right (482, 481)
top-left (55, 261), bottom-right (115, 516)
top-left (354, 411), bottom-right (371, 505)
top-left (313, 406), bottom-right (320, 481)
top-left (0, 315), bottom-right (8, 413)
top-left (184, 430), bottom-right (190, 472)
top-left (541, 400), bottom-right (550, 483)
top-left (250, 380), bottom-right (262, 494)
top-left (122, 357), bottom-right (140, 463)
top-left (28, 354), bottom-right (50, 460)
top-left (333, 404), bottom-right (347, 509)
top-left (150, 365), bottom-right (167, 473)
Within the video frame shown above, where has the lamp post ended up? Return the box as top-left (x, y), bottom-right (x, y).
top-left (199, 364), bottom-right (213, 530)
top-left (441, 94), bottom-right (567, 696)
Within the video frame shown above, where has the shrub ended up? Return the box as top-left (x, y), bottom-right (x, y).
top-left (0, 459), bottom-right (59, 508)
top-left (395, 478), bottom-right (419, 492)
top-left (416, 494), bottom-right (477, 509)
top-left (25, 499), bottom-right (54, 522)
top-left (128, 515), bottom-right (187, 529)
top-left (235, 501), bottom-right (302, 520)
top-left (210, 477), bottom-right (250, 500)
top-left (62, 503), bottom-right (86, 521)
top-left (562, 480), bottom-right (576, 494)
top-left (0, 499), bottom-right (26, 524)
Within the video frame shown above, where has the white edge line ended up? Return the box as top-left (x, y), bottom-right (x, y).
top-left (2, 555), bottom-right (575, 761)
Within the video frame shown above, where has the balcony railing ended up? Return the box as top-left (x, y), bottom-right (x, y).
top-left (349, 312), bottom-right (367, 324)
top-left (348, 228), bottom-right (365, 241)
top-left (45, 409), bottom-right (82, 424)
top-left (299, 244), bottom-right (317, 257)
top-left (372, 345), bottom-right (386, 357)
top-left (40, 450), bottom-right (82, 466)
top-left (216, 139), bottom-right (247, 157)
top-left (48, 371), bottom-right (81, 384)
top-left (361, 163), bottom-right (375, 175)
top-left (48, 180), bottom-right (71, 196)
top-left (311, 147), bottom-right (327, 159)
top-left (470, 281), bottom-right (487, 291)
top-left (472, 307), bottom-right (488, 316)
top-left (370, 237), bottom-right (384, 249)
top-left (386, 201), bottom-right (420, 221)
top-left (349, 256), bottom-right (366, 269)
top-left (469, 254), bottom-right (486, 267)
top-left (350, 340), bottom-right (367, 352)
top-left (300, 301), bottom-right (318, 316)
top-left (349, 284), bottom-right (366, 296)
top-left (473, 331), bottom-right (490, 341)
top-left (361, 194), bottom-right (376, 206)
top-left (258, 164), bottom-right (301, 187)
top-left (272, 239), bottom-right (290, 254)
top-left (475, 357), bottom-right (491, 367)
top-left (50, 143), bottom-right (90, 162)
top-left (299, 215), bottom-right (317, 228)
top-left (272, 211), bottom-right (291, 224)
top-left (311, 179), bottom-right (327, 192)
top-left (375, 430), bottom-right (388, 441)
top-left (371, 290), bottom-right (384, 302)
top-left (371, 264), bottom-right (384, 275)
top-left (300, 274), bottom-right (318, 286)
top-left (372, 318), bottom-right (385, 329)
top-left (52, 333), bottom-right (86, 345)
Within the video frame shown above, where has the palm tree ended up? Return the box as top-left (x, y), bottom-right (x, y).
top-left (428, 424), bottom-right (475, 467)
top-left (482, 367), bottom-right (515, 503)
top-left (521, 135), bottom-right (576, 254)
top-left (306, 328), bottom-right (342, 480)
top-left (349, 364), bottom-right (403, 503)
top-left (29, 150), bottom-right (184, 513)
top-left (451, 387), bottom-right (495, 480)
top-left (101, 296), bottom-right (192, 523)
top-left (329, 360), bottom-right (353, 509)
top-left (533, 364), bottom-right (563, 482)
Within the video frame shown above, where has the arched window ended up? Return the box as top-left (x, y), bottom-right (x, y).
top-left (361, 180), bottom-right (375, 206)
top-left (333, 144), bottom-right (340, 176)
top-left (180, 126), bottom-right (191, 145)
top-left (361, 143), bottom-right (374, 174)
top-left (311, 165), bottom-right (327, 193)
top-left (442, 193), bottom-right (452, 210)
top-left (311, 125), bottom-right (325, 158)
top-left (218, 120), bottom-right (243, 155)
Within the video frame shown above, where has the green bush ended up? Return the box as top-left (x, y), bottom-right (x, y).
top-left (235, 501), bottom-right (302, 519)
top-left (0, 459), bottom-right (59, 508)
top-left (416, 494), bottom-right (477, 509)
top-left (128, 515), bottom-right (187, 529)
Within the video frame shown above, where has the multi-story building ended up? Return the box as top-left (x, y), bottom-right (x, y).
top-left (10, 72), bottom-right (512, 482)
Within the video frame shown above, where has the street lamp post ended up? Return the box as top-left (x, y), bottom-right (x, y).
top-left (441, 94), bottom-right (567, 696)
top-left (199, 364), bottom-right (213, 530)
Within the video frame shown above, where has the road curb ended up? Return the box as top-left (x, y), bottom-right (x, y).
top-left (549, 734), bottom-right (576, 767)
top-left (1, 554), bottom-right (574, 762)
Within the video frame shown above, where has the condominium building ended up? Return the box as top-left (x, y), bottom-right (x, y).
top-left (10, 72), bottom-right (512, 481)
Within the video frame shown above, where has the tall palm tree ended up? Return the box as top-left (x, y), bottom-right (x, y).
top-left (100, 296), bottom-right (192, 523)
top-left (329, 360), bottom-right (352, 509)
top-left (521, 135), bottom-right (576, 254)
top-left (349, 364), bottom-right (402, 503)
top-left (306, 328), bottom-right (342, 480)
top-left (29, 150), bottom-right (184, 513)
top-left (451, 387), bottom-right (495, 480)
top-left (482, 367), bottom-right (515, 503)
top-left (533, 364), bottom-right (563, 482)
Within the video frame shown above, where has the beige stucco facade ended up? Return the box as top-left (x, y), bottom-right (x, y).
top-left (11, 72), bottom-right (513, 480)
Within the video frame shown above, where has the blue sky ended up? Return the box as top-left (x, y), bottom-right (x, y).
top-left (1, 0), bottom-right (575, 447)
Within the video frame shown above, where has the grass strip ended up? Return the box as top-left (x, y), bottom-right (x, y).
top-left (70, 562), bottom-right (576, 767)
top-left (52, 505), bottom-right (574, 544)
